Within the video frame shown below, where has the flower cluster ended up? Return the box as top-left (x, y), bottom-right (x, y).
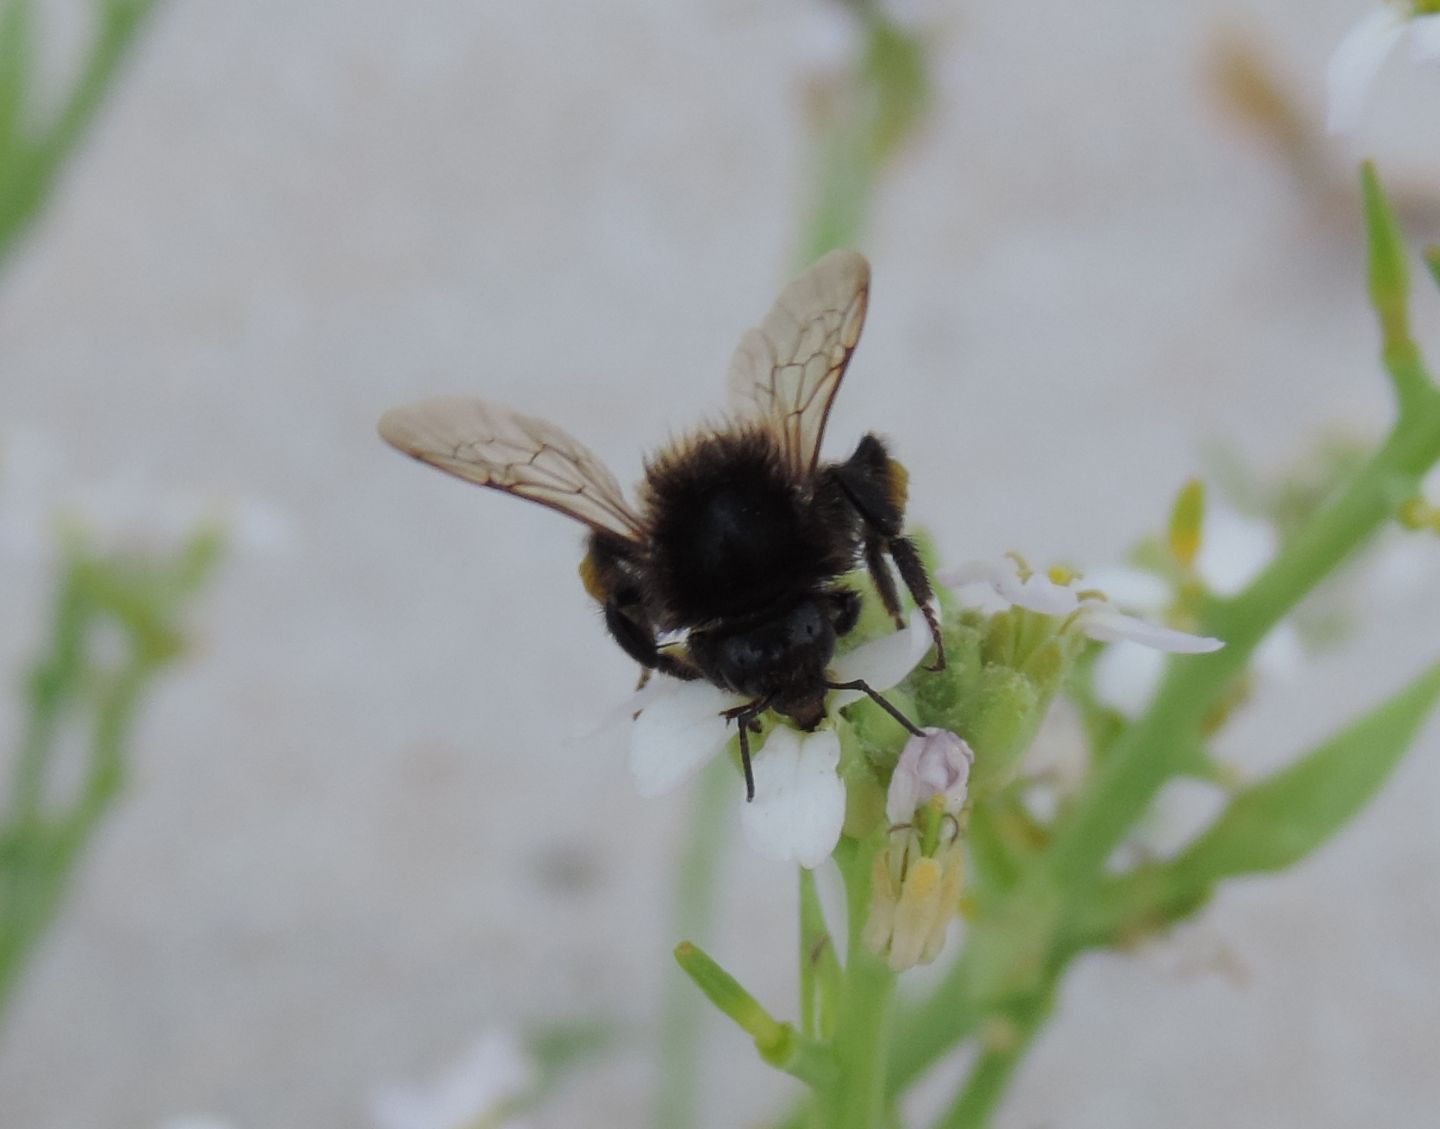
top-left (864, 728), bottom-right (974, 971)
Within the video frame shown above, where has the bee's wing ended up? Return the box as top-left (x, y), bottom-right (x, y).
top-left (378, 397), bottom-right (647, 543)
top-left (726, 249), bottom-right (870, 477)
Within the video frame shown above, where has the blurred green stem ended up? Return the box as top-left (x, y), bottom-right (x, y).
top-left (0, 0), bottom-right (163, 266)
top-left (653, 758), bottom-right (733, 1129)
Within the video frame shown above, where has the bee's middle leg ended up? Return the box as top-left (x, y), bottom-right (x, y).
top-left (833, 434), bottom-right (946, 671)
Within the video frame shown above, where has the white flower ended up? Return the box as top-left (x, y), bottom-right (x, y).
top-left (371, 1030), bottom-right (535, 1129)
top-left (939, 556), bottom-right (1224, 655)
top-left (158, 1119), bottom-right (236, 1129)
top-left (628, 609), bottom-right (934, 869)
top-left (0, 425), bottom-right (295, 564)
top-left (1326, 4), bottom-right (1440, 134)
top-left (885, 728), bottom-right (973, 825)
top-left (1087, 503), bottom-right (1300, 718)
top-left (739, 726), bottom-right (846, 868)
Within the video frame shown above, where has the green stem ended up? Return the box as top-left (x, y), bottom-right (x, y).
top-left (0, 0), bottom-right (162, 264)
top-left (654, 759), bottom-right (734, 1129)
top-left (1050, 392), bottom-right (1440, 886)
top-left (799, 867), bottom-right (842, 1040)
top-left (930, 990), bottom-right (1052, 1129)
top-left (826, 835), bottom-right (898, 1129)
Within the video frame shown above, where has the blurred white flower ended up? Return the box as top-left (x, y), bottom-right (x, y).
top-left (1326, 3), bottom-right (1440, 134)
top-left (1087, 502), bottom-right (1301, 718)
top-left (157, 1118), bottom-right (236, 1129)
top-left (628, 609), bottom-right (933, 868)
top-left (0, 425), bottom-right (296, 564)
top-left (885, 727), bottom-right (973, 825)
top-left (371, 1030), bottom-right (535, 1129)
top-left (939, 557), bottom-right (1223, 655)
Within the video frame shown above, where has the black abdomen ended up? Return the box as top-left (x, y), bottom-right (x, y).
top-left (643, 430), bottom-right (855, 626)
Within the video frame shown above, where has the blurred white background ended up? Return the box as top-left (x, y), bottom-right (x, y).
top-left (1, 1), bottom-right (1438, 1127)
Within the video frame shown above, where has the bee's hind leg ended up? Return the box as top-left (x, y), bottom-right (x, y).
top-left (604, 599), bottom-right (699, 682)
top-left (832, 433), bottom-right (946, 671)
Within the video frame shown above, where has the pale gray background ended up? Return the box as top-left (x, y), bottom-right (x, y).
top-left (1, 1), bottom-right (1437, 1127)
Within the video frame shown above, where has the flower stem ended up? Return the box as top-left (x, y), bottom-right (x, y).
top-left (930, 990), bottom-right (1053, 1129)
top-left (826, 835), bottom-right (898, 1129)
top-left (653, 758), bottom-right (733, 1129)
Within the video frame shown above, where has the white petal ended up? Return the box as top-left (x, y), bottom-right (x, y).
top-left (1409, 13), bottom-right (1440, 61)
top-left (1326, 8), bottom-right (1406, 134)
top-left (1091, 638), bottom-right (1167, 718)
top-left (158, 1119), bottom-right (235, 1129)
top-left (1421, 462), bottom-right (1440, 507)
top-left (1081, 604), bottom-right (1224, 653)
top-left (629, 679), bottom-right (742, 797)
top-left (934, 560), bottom-right (1001, 588)
top-left (741, 728), bottom-right (845, 868)
top-left (830, 608), bottom-right (932, 703)
top-left (1078, 565), bottom-right (1172, 613)
top-left (1254, 620), bottom-right (1304, 681)
top-left (1134, 778), bottom-right (1228, 858)
top-left (811, 856), bottom-right (850, 964)
top-left (1195, 504), bottom-right (1276, 596)
top-left (997, 566), bottom-right (1080, 615)
top-left (371, 1030), bottom-right (534, 1129)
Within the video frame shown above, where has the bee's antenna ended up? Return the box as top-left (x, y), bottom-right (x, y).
top-left (825, 679), bottom-right (924, 737)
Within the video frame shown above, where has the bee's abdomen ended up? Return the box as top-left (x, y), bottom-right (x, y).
top-left (645, 431), bottom-right (853, 625)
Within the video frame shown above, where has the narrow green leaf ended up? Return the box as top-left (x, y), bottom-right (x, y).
top-left (1174, 659), bottom-right (1440, 881)
top-left (1361, 163), bottom-right (1432, 406)
top-left (1363, 162), bottom-right (1409, 345)
top-left (1424, 245), bottom-right (1440, 294)
top-left (674, 941), bottom-right (784, 1048)
top-left (0, 1), bottom-right (33, 153)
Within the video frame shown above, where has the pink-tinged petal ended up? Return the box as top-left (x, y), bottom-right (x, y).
top-left (1326, 8), bottom-right (1406, 134)
top-left (886, 728), bottom-right (974, 824)
top-left (1410, 13), bottom-right (1440, 61)
top-left (1091, 638), bottom-right (1167, 718)
top-left (830, 608), bottom-right (932, 704)
top-left (740, 728), bottom-right (845, 868)
top-left (629, 679), bottom-right (743, 798)
top-left (1080, 603), bottom-right (1224, 653)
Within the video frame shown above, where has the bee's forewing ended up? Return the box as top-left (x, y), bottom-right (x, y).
top-left (378, 397), bottom-right (647, 542)
top-left (726, 249), bottom-right (870, 477)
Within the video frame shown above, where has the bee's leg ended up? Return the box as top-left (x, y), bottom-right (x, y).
top-left (827, 586), bottom-right (862, 637)
top-left (720, 696), bottom-right (771, 801)
top-left (863, 534), bottom-right (906, 630)
top-left (832, 433), bottom-right (946, 671)
top-left (635, 667), bottom-right (653, 691)
top-left (604, 599), bottom-right (699, 682)
top-left (824, 678), bottom-right (924, 738)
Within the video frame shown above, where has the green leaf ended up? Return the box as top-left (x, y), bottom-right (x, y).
top-left (1424, 245), bottom-right (1440, 294)
top-left (1173, 659), bottom-right (1440, 881)
top-left (1362, 163), bottom-right (1431, 407)
top-left (0, 1), bottom-right (33, 160)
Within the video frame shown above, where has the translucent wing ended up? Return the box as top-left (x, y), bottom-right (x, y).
top-left (726, 249), bottom-right (871, 477)
top-left (378, 397), bottom-right (647, 542)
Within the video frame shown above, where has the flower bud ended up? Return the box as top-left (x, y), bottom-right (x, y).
top-left (885, 728), bottom-right (974, 825)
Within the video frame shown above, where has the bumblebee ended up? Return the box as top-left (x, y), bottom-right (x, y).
top-left (379, 250), bottom-right (945, 798)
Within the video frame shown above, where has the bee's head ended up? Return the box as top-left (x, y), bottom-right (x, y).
top-left (700, 599), bottom-right (836, 700)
